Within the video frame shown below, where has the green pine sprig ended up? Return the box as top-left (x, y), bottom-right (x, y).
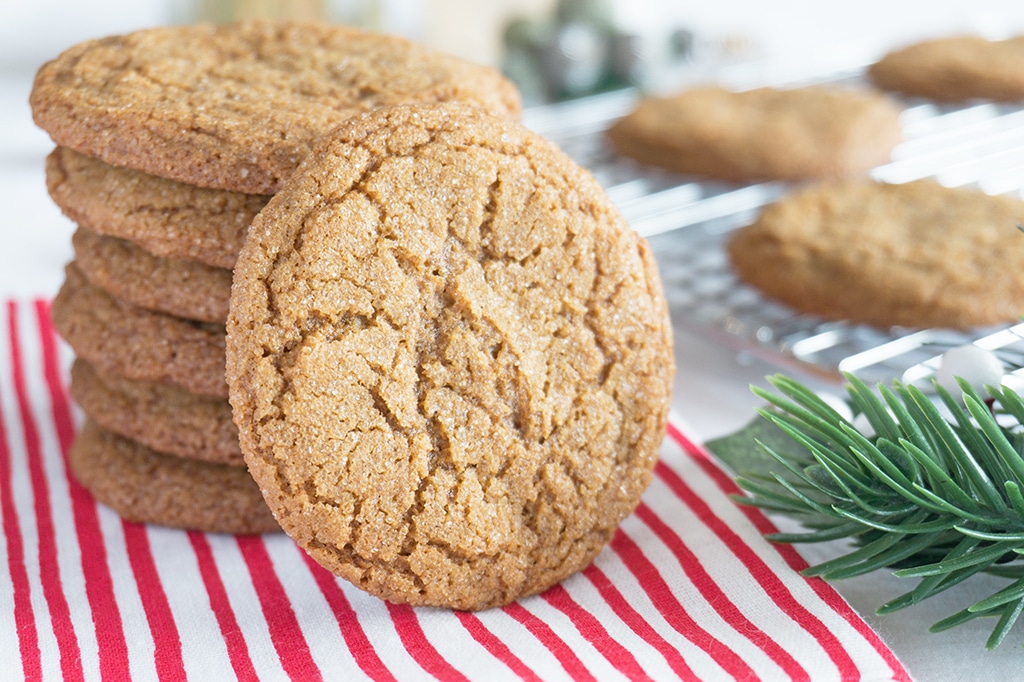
top-left (706, 372), bottom-right (1024, 649)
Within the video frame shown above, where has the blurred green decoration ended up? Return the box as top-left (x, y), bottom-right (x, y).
top-left (502, 0), bottom-right (694, 102)
top-left (197, 0), bottom-right (328, 22)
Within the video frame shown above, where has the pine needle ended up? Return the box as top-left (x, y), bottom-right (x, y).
top-left (707, 372), bottom-right (1024, 649)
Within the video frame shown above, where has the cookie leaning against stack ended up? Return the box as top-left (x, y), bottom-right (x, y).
top-left (227, 102), bottom-right (675, 610)
top-left (31, 20), bottom-right (523, 534)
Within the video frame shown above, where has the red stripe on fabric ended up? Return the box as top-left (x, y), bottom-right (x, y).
top-left (8, 300), bottom-right (84, 682)
top-left (188, 532), bottom-right (259, 682)
top-left (34, 299), bottom-right (134, 680)
top-left (501, 601), bottom-right (597, 682)
top-left (237, 536), bottom-right (322, 682)
top-left (454, 611), bottom-right (544, 682)
top-left (299, 552), bottom-right (397, 682)
top-left (582, 563), bottom-right (699, 681)
top-left (120, 522), bottom-right (186, 680)
top-left (0, 384), bottom-right (41, 680)
top-left (541, 583), bottom-right (654, 682)
top-left (609, 530), bottom-right (757, 679)
top-left (653, 449), bottom-right (855, 680)
top-left (33, 301), bottom-right (74, 460)
top-left (667, 422), bottom-right (913, 682)
top-left (635, 501), bottom-right (808, 680)
top-left (385, 603), bottom-right (471, 682)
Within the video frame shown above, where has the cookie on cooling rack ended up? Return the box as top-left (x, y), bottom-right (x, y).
top-left (727, 179), bottom-right (1024, 330)
top-left (69, 419), bottom-right (277, 534)
top-left (226, 102), bottom-right (674, 610)
top-left (52, 264), bottom-right (227, 398)
top-left (30, 21), bottom-right (521, 194)
top-left (869, 34), bottom-right (1024, 102)
top-left (605, 85), bottom-right (903, 182)
top-left (70, 359), bottom-right (241, 465)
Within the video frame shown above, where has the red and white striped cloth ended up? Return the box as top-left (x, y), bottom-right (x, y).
top-left (0, 297), bottom-right (910, 681)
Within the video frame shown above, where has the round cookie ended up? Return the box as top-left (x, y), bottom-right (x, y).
top-left (72, 228), bottom-right (231, 324)
top-left (47, 146), bottom-right (260, 270)
top-left (869, 35), bottom-right (1024, 102)
top-left (727, 179), bottom-right (1024, 330)
top-left (227, 102), bottom-right (674, 610)
top-left (30, 21), bottom-right (522, 194)
top-left (69, 419), bottom-right (277, 534)
top-left (70, 359), bottom-right (241, 465)
top-left (52, 263), bottom-right (227, 398)
top-left (605, 85), bottom-right (903, 182)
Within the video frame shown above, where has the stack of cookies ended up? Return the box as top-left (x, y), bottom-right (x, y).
top-left (30, 21), bottom-right (522, 534)
top-left (31, 21), bottom-right (676, 611)
top-left (45, 148), bottom-right (274, 534)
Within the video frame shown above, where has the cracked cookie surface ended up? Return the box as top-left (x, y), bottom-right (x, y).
top-left (226, 102), bottom-right (674, 610)
top-left (31, 21), bottom-right (522, 194)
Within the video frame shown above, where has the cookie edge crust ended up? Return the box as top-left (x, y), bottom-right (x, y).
top-left (69, 420), bottom-right (278, 535)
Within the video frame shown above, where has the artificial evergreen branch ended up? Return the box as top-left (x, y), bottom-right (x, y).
top-left (707, 372), bottom-right (1024, 649)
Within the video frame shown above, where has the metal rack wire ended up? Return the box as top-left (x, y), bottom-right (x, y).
top-left (523, 66), bottom-right (1024, 384)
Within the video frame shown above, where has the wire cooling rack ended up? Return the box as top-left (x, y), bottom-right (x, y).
top-left (522, 65), bottom-right (1024, 384)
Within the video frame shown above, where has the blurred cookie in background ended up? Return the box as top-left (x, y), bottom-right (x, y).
top-left (606, 85), bottom-right (903, 182)
top-left (869, 34), bottom-right (1024, 102)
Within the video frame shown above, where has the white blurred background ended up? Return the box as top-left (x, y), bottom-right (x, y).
top-left (3, 0), bottom-right (1023, 73)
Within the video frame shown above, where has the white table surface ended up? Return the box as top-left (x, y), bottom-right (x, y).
top-left (4, 69), bottom-right (1022, 680)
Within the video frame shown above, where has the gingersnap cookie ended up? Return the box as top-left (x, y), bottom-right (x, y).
top-left (72, 228), bottom-right (231, 324)
top-left (605, 85), bottom-right (903, 182)
top-left (869, 35), bottom-right (1024, 102)
top-left (727, 179), bottom-right (1024, 329)
top-left (52, 263), bottom-right (227, 398)
top-left (69, 419), bottom-right (277, 534)
top-left (70, 359), bottom-right (241, 465)
top-left (30, 21), bottom-right (522, 195)
top-left (47, 147), bottom-right (260, 269)
top-left (226, 102), bottom-right (674, 610)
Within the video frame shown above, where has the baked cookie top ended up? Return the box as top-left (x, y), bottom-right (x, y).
top-left (226, 102), bottom-right (674, 610)
top-left (606, 85), bottom-right (903, 182)
top-left (869, 35), bottom-right (1024, 102)
top-left (727, 179), bottom-right (1024, 330)
top-left (47, 147), bottom-right (262, 269)
top-left (31, 21), bottom-right (522, 194)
